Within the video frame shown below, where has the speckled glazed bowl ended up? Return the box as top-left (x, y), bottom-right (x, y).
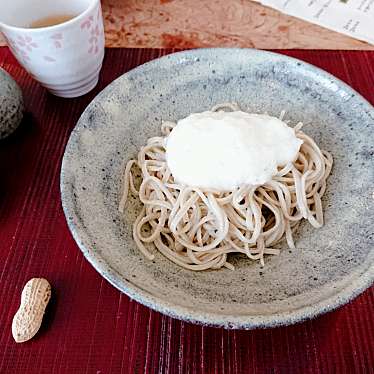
top-left (61, 49), bottom-right (374, 329)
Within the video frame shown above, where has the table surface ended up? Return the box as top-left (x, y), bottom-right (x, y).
top-left (0, 47), bottom-right (373, 374)
top-left (0, 0), bottom-right (373, 50)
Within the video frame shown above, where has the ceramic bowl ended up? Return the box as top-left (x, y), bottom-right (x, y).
top-left (61, 49), bottom-right (374, 329)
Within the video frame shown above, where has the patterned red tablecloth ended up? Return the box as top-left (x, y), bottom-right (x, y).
top-left (0, 47), bottom-right (373, 374)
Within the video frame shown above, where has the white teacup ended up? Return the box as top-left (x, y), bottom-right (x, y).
top-left (0, 0), bottom-right (105, 98)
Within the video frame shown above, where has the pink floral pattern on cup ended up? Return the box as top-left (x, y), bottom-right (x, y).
top-left (51, 33), bottom-right (63, 49)
top-left (5, 35), bottom-right (38, 62)
top-left (81, 8), bottom-right (104, 55)
top-left (43, 55), bottom-right (56, 62)
top-left (43, 33), bottom-right (64, 62)
top-left (81, 16), bottom-right (94, 30)
top-left (5, 37), bottom-right (31, 62)
top-left (89, 26), bottom-right (100, 54)
top-left (17, 35), bottom-right (38, 51)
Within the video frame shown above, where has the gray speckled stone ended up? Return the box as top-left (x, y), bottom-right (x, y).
top-left (0, 68), bottom-right (23, 139)
top-left (61, 49), bottom-right (374, 329)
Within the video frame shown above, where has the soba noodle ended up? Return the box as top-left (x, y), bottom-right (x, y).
top-left (119, 104), bottom-right (333, 271)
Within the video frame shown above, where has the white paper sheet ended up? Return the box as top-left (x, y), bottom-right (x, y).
top-left (257, 0), bottom-right (374, 44)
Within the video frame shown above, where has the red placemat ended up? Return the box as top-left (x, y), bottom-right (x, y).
top-left (0, 47), bottom-right (373, 374)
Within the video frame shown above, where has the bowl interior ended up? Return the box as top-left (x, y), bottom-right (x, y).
top-left (61, 49), bottom-right (374, 328)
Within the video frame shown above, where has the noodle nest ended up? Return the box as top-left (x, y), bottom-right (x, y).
top-left (119, 104), bottom-right (333, 271)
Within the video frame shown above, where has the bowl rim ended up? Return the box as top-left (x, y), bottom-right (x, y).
top-left (60, 48), bottom-right (374, 329)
